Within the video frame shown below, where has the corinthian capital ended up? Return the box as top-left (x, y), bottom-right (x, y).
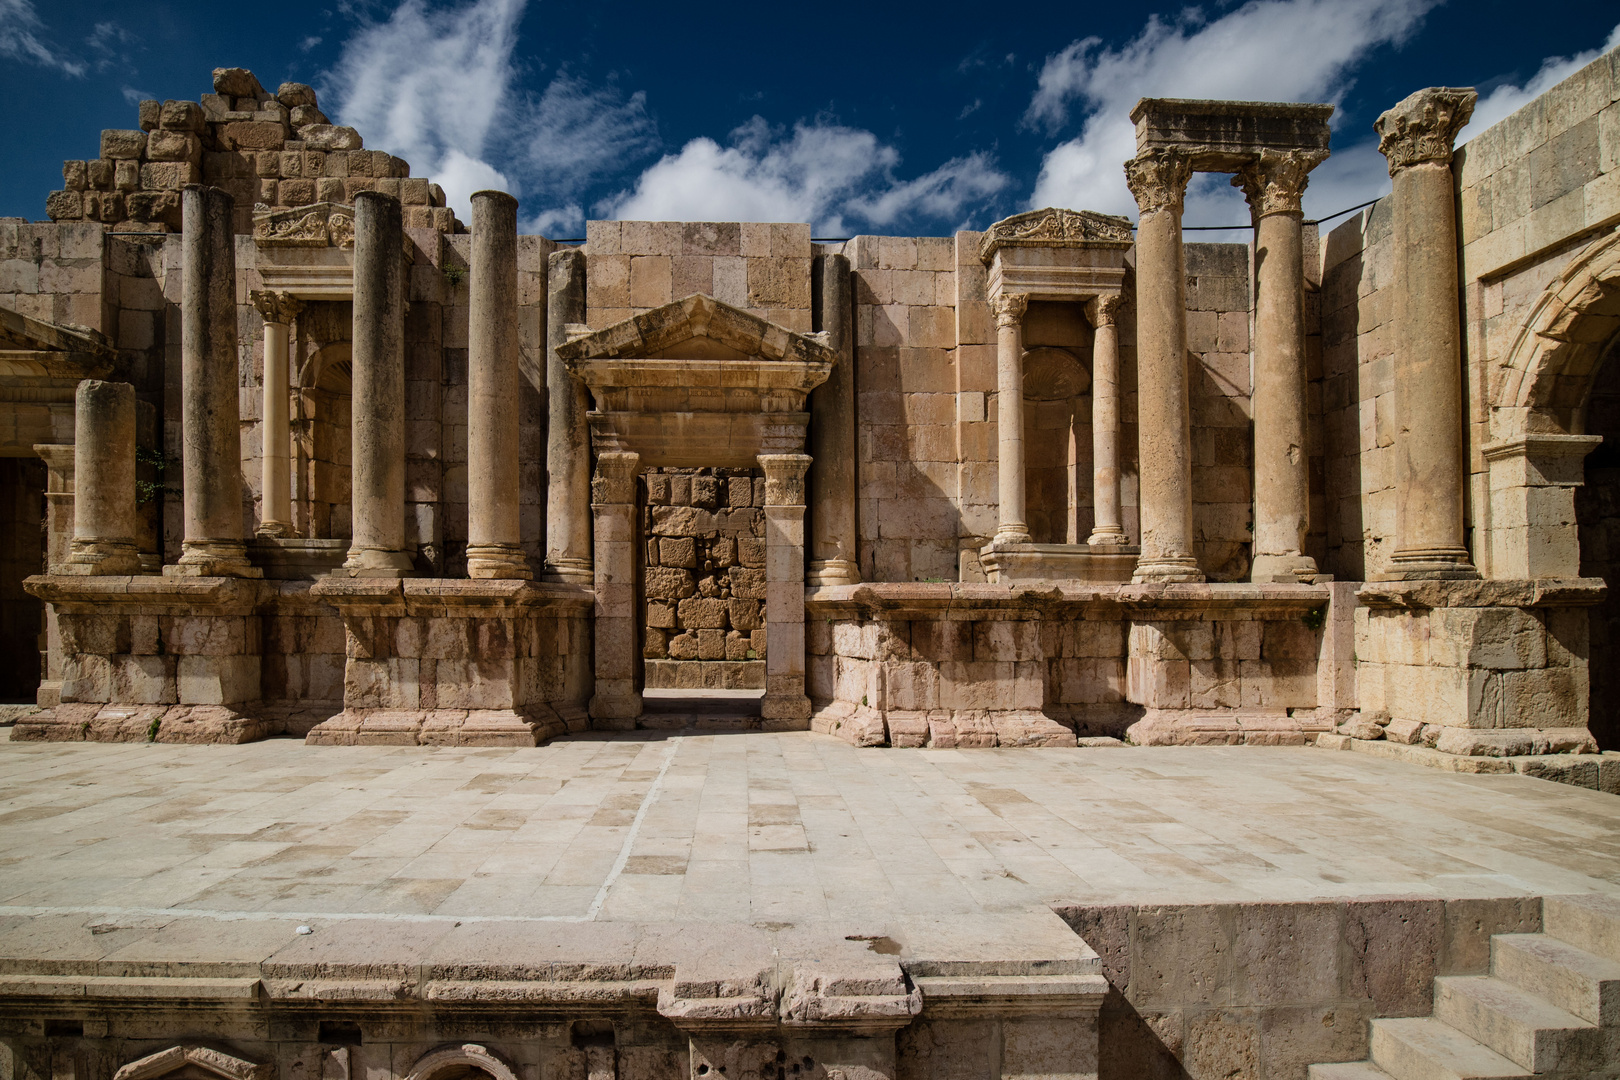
top-left (1087, 294), bottom-right (1127, 328)
top-left (250, 289), bottom-right (305, 326)
top-left (1124, 150), bottom-right (1193, 217)
top-left (991, 292), bottom-right (1028, 328)
top-left (1374, 87), bottom-right (1477, 174)
top-left (1233, 149), bottom-right (1328, 217)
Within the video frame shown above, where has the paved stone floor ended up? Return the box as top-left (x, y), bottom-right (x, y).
top-left (1, 729), bottom-right (1618, 928)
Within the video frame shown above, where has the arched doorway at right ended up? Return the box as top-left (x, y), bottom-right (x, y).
top-left (1576, 336), bottom-right (1620, 751)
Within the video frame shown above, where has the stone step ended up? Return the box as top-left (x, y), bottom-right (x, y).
top-left (1307, 1062), bottom-right (1393, 1080)
top-left (1368, 1017), bottom-right (1531, 1080)
top-left (1543, 893), bottom-right (1620, 964)
top-left (1491, 932), bottom-right (1620, 1027)
top-left (1432, 975), bottom-right (1598, 1073)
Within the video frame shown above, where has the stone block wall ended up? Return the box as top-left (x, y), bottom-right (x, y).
top-left (45, 68), bottom-right (458, 237)
top-left (583, 220), bottom-right (812, 332)
top-left (1320, 201), bottom-right (1398, 581)
top-left (1059, 896), bottom-right (1542, 1080)
top-left (642, 467), bottom-right (767, 688)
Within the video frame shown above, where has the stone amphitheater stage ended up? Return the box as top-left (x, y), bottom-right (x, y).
top-left (2, 730), bottom-right (1618, 1080)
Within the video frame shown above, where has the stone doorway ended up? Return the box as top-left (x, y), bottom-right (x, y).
top-left (0, 457), bottom-right (45, 702)
top-left (641, 467), bottom-right (768, 713)
top-left (1577, 340), bottom-right (1620, 751)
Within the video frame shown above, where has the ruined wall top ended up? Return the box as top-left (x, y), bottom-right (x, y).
top-left (44, 67), bottom-right (463, 237)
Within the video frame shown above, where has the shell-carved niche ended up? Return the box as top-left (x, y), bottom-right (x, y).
top-left (1022, 347), bottom-right (1090, 401)
top-left (113, 1046), bottom-right (272, 1080)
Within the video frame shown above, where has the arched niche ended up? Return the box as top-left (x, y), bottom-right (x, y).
top-left (113, 1046), bottom-right (270, 1080)
top-left (296, 339), bottom-right (354, 541)
top-left (402, 1045), bottom-right (521, 1080)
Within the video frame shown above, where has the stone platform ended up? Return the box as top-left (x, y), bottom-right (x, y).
top-left (2, 731), bottom-right (1619, 1080)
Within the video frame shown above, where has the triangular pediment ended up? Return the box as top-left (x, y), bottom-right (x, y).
top-left (0, 305), bottom-right (122, 378)
top-left (557, 293), bottom-right (838, 367)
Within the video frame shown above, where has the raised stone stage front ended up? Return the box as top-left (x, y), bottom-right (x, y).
top-left (1, 732), bottom-right (1618, 1080)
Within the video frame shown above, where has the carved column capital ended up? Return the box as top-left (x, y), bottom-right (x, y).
top-left (1374, 87), bottom-right (1477, 174)
top-left (1124, 150), bottom-right (1193, 216)
top-left (1086, 293), bottom-right (1128, 328)
top-left (758, 453), bottom-right (812, 506)
top-left (1233, 149), bottom-right (1328, 217)
top-left (590, 450), bottom-right (640, 505)
top-left (249, 289), bottom-right (304, 326)
top-left (991, 291), bottom-right (1028, 328)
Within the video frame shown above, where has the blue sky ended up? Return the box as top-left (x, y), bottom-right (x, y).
top-left (3, 0), bottom-right (1618, 237)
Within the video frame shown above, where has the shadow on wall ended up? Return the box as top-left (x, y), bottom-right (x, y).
top-left (1577, 340), bottom-right (1620, 751)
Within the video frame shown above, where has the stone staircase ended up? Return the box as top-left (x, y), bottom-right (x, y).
top-left (1310, 895), bottom-right (1620, 1080)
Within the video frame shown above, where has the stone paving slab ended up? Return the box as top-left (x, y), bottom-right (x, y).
top-left (1, 729), bottom-right (1617, 933)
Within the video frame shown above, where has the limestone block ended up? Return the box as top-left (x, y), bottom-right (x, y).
top-left (1385, 717), bottom-right (1425, 744)
top-left (659, 536), bottom-right (696, 568)
top-left (677, 597), bottom-right (729, 629)
top-left (729, 599), bottom-right (763, 632)
top-left (697, 628), bottom-right (726, 659)
top-left (277, 81), bottom-right (317, 108)
top-left (213, 67), bottom-right (264, 97)
top-left (668, 632), bottom-right (698, 660)
top-left (110, 654), bottom-right (175, 704)
top-left (1190, 658), bottom-right (1241, 709)
top-left (62, 654), bottom-right (113, 703)
top-left (645, 566), bottom-right (696, 601)
top-left (101, 129), bottom-right (146, 160)
top-left (44, 190), bottom-right (82, 220)
top-left (300, 125), bottom-right (364, 151)
top-left (177, 655), bottom-right (260, 705)
top-left (146, 130), bottom-right (202, 163)
top-left (218, 121), bottom-right (289, 151)
top-left (141, 161), bottom-right (202, 189)
top-left (1239, 660), bottom-right (1318, 709)
top-left (1497, 666), bottom-right (1582, 729)
top-left (1429, 607), bottom-right (1548, 670)
top-left (731, 567), bottom-right (766, 600)
top-left (1262, 619), bottom-right (1319, 660)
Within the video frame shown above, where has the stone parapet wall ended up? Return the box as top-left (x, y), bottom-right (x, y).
top-left (641, 467), bottom-right (767, 671)
top-left (44, 68), bottom-right (458, 236)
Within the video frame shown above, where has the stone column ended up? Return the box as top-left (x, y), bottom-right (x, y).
top-left (589, 450), bottom-right (641, 724)
top-left (545, 249), bottom-right (594, 584)
top-left (1236, 149), bottom-right (1326, 582)
top-left (62, 380), bottom-right (139, 575)
top-left (760, 453), bottom-right (812, 724)
top-left (175, 185), bottom-right (257, 577)
top-left (992, 292), bottom-right (1031, 545)
top-left (1125, 150), bottom-right (1203, 583)
top-left (34, 444), bottom-right (73, 704)
top-left (466, 190), bottom-right (529, 579)
top-left (250, 290), bottom-right (302, 539)
top-left (342, 191), bottom-right (414, 577)
top-left (1376, 87), bottom-right (1481, 580)
top-left (1086, 294), bottom-right (1128, 546)
top-left (807, 253), bottom-right (860, 585)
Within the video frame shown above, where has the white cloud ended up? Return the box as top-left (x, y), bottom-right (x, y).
top-left (606, 117), bottom-right (1009, 234)
top-left (1458, 22), bottom-right (1620, 145)
top-left (0, 0), bottom-right (84, 76)
top-left (511, 73), bottom-right (657, 199)
top-left (1027, 0), bottom-right (1436, 225)
top-left (120, 85), bottom-right (153, 106)
top-left (324, 0), bottom-right (524, 219)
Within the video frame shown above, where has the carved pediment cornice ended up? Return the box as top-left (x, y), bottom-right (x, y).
top-left (556, 292), bottom-right (838, 368)
top-left (979, 207), bottom-right (1134, 265)
top-left (252, 201), bottom-right (356, 249)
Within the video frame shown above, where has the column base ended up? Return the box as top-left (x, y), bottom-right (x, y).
top-left (255, 520), bottom-right (294, 540)
top-left (543, 557), bottom-right (595, 585)
top-left (1086, 528), bottom-right (1129, 546)
top-left (806, 558), bottom-right (860, 587)
top-left (589, 681), bottom-right (643, 728)
top-left (992, 526), bottom-right (1032, 546)
top-left (1250, 551), bottom-right (1321, 583)
top-left (171, 540), bottom-right (262, 578)
top-left (61, 539), bottom-right (141, 576)
top-left (337, 545), bottom-right (415, 578)
top-left (1375, 546), bottom-right (1481, 581)
top-left (1131, 554), bottom-right (1204, 583)
top-left (467, 544), bottom-right (533, 580)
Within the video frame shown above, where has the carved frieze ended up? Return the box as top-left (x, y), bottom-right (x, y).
top-left (1374, 87), bottom-right (1477, 174)
top-left (253, 201), bottom-right (357, 248)
top-left (1233, 148), bottom-right (1328, 217)
top-left (978, 207), bottom-right (1133, 264)
top-left (1124, 150), bottom-right (1194, 217)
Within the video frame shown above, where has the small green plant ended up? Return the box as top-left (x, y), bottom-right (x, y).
top-left (746, 649), bottom-right (758, 659)
top-left (442, 265), bottom-right (465, 287)
top-left (146, 716), bottom-right (161, 742)
top-left (135, 445), bottom-right (177, 506)
top-left (861, 694), bottom-right (869, 707)
top-left (1301, 605), bottom-right (1328, 631)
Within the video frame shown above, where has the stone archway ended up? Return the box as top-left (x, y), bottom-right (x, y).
top-left (401, 1045), bottom-right (521, 1080)
top-left (1577, 337), bottom-right (1620, 749)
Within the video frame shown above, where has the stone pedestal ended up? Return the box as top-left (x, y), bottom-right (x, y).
top-left (1354, 578), bottom-right (1602, 756)
top-left (1237, 150), bottom-right (1325, 583)
top-left (544, 249), bottom-right (594, 584)
top-left (589, 450), bottom-right (642, 724)
top-left (1484, 434), bottom-right (1602, 579)
top-left (1375, 88), bottom-right (1481, 580)
top-left (1125, 151), bottom-right (1202, 583)
top-left (173, 185), bottom-right (259, 578)
top-left (15, 575), bottom-right (269, 743)
top-left (992, 292), bottom-right (1031, 546)
top-left (807, 253), bottom-right (860, 586)
top-left (1086, 294), bottom-right (1128, 547)
top-left (341, 191), bottom-right (414, 577)
top-left (303, 578), bottom-right (592, 746)
top-left (760, 453), bottom-right (812, 724)
top-left (466, 190), bottom-right (529, 579)
top-left (250, 290), bottom-right (302, 539)
top-left (61, 380), bottom-right (139, 576)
